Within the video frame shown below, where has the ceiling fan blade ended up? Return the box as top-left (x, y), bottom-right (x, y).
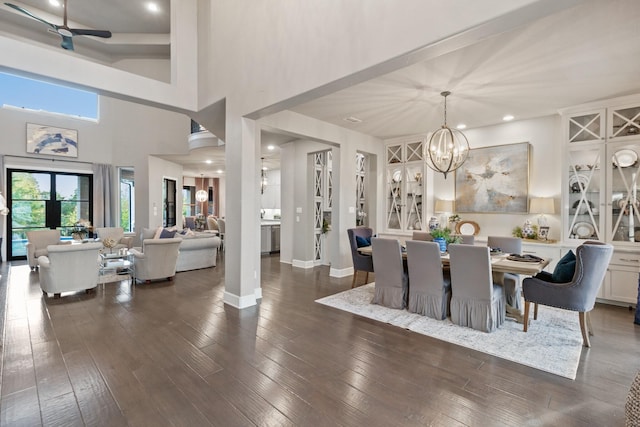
top-left (70, 28), bottom-right (112, 38)
top-left (4, 2), bottom-right (56, 30)
top-left (60, 35), bottom-right (73, 50)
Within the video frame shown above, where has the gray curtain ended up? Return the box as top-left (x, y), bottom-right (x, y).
top-left (92, 163), bottom-right (113, 227)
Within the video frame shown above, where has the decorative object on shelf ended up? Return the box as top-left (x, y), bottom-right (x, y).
top-left (321, 218), bottom-right (331, 234)
top-left (612, 149), bottom-right (638, 168)
top-left (414, 172), bottom-right (422, 184)
top-left (102, 237), bottom-right (117, 253)
top-left (513, 221), bottom-right (538, 239)
top-left (455, 220), bottom-right (480, 236)
top-left (572, 221), bottom-right (595, 239)
top-left (529, 198), bottom-right (555, 240)
top-left (430, 228), bottom-right (450, 252)
top-left (455, 142), bottom-right (529, 213)
top-left (261, 157), bottom-right (268, 194)
top-left (425, 91), bottom-right (470, 179)
top-left (356, 209), bottom-right (367, 226)
top-left (26, 123), bottom-right (78, 158)
top-left (569, 173), bottom-right (589, 193)
top-left (428, 216), bottom-right (439, 231)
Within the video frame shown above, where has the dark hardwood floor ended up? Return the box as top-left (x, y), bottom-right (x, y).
top-left (0, 253), bottom-right (638, 426)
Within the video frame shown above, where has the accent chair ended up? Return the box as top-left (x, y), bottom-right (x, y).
top-left (95, 227), bottom-right (133, 250)
top-left (38, 242), bottom-right (103, 298)
top-left (26, 229), bottom-right (71, 270)
top-left (347, 227), bottom-right (374, 288)
top-left (522, 240), bottom-right (613, 347)
top-left (130, 237), bottom-right (182, 283)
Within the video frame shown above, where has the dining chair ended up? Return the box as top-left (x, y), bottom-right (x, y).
top-left (522, 240), bottom-right (613, 347)
top-left (487, 235), bottom-right (522, 310)
top-left (347, 227), bottom-right (375, 288)
top-left (405, 240), bottom-right (451, 319)
top-left (371, 237), bottom-right (408, 309)
top-left (448, 244), bottom-right (505, 332)
top-left (452, 234), bottom-right (475, 245)
top-left (411, 231), bottom-right (433, 241)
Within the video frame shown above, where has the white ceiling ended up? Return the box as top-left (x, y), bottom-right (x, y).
top-left (2, 1), bottom-right (640, 176)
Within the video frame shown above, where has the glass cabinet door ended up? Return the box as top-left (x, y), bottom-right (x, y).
top-left (386, 165), bottom-right (403, 231)
top-left (566, 147), bottom-right (603, 240)
top-left (404, 163), bottom-right (423, 230)
top-left (608, 142), bottom-right (640, 244)
top-left (568, 109), bottom-right (605, 144)
top-left (608, 104), bottom-right (640, 142)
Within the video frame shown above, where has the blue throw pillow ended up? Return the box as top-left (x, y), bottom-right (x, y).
top-left (159, 228), bottom-right (177, 239)
top-left (355, 235), bottom-right (371, 248)
top-left (552, 250), bottom-right (576, 282)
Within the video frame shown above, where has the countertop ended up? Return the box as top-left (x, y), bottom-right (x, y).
top-left (261, 220), bottom-right (281, 226)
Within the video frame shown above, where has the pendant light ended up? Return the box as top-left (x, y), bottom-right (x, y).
top-left (195, 174), bottom-right (208, 215)
top-left (425, 91), bottom-right (470, 179)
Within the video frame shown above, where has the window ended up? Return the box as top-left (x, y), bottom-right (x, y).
top-left (119, 167), bottom-right (135, 233)
top-left (163, 178), bottom-right (176, 227)
top-left (0, 71), bottom-right (98, 120)
top-left (183, 186), bottom-right (195, 217)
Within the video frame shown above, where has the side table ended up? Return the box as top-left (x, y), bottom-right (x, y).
top-left (99, 251), bottom-right (134, 284)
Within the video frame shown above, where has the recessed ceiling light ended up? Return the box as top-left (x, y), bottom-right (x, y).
top-left (217, 169), bottom-right (223, 174)
top-left (49, 0), bottom-right (61, 7)
top-left (503, 115), bottom-right (515, 121)
top-left (146, 2), bottom-right (160, 13)
top-left (343, 116), bottom-right (362, 123)
top-left (205, 160), bottom-right (212, 164)
top-left (267, 145), bottom-right (275, 151)
top-left (456, 123), bottom-right (467, 130)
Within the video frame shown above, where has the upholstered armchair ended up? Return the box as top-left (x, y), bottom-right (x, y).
top-left (130, 237), bottom-right (182, 283)
top-left (38, 242), bottom-right (103, 298)
top-left (347, 227), bottom-right (375, 288)
top-left (26, 229), bottom-right (71, 270)
top-left (522, 241), bottom-right (613, 347)
top-left (207, 216), bottom-right (219, 232)
top-left (95, 227), bottom-right (133, 250)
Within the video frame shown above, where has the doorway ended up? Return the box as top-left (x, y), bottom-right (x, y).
top-left (7, 169), bottom-right (93, 260)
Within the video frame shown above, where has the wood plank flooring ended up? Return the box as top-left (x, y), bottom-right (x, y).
top-left (1, 254), bottom-right (639, 426)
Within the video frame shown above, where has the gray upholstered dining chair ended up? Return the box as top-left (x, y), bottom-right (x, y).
top-left (452, 234), bottom-right (475, 245)
top-left (487, 235), bottom-right (522, 310)
top-left (371, 237), bottom-right (408, 309)
top-left (347, 227), bottom-right (375, 288)
top-left (412, 231), bottom-right (433, 241)
top-left (405, 240), bottom-right (451, 319)
top-left (522, 240), bottom-right (613, 347)
top-left (448, 244), bottom-right (505, 332)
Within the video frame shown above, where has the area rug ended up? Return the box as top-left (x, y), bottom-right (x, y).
top-left (316, 283), bottom-right (583, 380)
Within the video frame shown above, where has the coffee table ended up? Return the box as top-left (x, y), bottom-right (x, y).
top-left (99, 251), bottom-right (134, 284)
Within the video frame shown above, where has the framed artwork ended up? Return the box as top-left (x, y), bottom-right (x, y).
top-left (538, 226), bottom-right (550, 240)
top-left (26, 123), bottom-right (78, 158)
top-left (455, 142), bottom-right (529, 213)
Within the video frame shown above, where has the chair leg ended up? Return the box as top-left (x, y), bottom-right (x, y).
top-left (534, 303), bottom-right (538, 320)
top-left (351, 270), bottom-right (358, 288)
top-left (586, 311), bottom-right (594, 336)
top-left (523, 301), bottom-right (530, 332)
top-left (364, 272), bottom-right (369, 284)
top-left (579, 311), bottom-right (591, 347)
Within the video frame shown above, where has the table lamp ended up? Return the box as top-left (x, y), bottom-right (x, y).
top-left (435, 199), bottom-right (454, 229)
top-left (530, 197), bottom-right (555, 240)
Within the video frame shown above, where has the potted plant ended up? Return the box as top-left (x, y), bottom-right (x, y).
top-left (430, 227), bottom-right (452, 252)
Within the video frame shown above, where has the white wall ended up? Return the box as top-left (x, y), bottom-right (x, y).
top-left (431, 114), bottom-right (562, 240)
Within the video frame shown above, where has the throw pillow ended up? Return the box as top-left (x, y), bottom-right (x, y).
top-left (153, 226), bottom-right (164, 239)
top-left (355, 235), bottom-right (371, 248)
top-left (552, 250), bottom-right (576, 283)
top-left (159, 228), bottom-right (176, 239)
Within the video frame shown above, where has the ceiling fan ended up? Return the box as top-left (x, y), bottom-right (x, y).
top-left (4, 0), bottom-right (111, 51)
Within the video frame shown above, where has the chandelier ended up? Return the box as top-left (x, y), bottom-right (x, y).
top-left (425, 91), bottom-right (470, 179)
top-left (195, 174), bottom-right (208, 204)
top-left (261, 158), bottom-right (268, 194)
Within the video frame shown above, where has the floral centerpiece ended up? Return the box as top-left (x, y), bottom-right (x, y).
top-left (102, 237), bottom-right (117, 253)
top-left (72, 219), bottom-right (93, 241)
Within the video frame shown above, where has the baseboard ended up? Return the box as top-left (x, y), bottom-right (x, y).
top-left (292, 259), bottom-right (315, 269)
top-left (223, 291), bottom-right (257, 309)
top-left (330, 266), bottom-right (353, 278)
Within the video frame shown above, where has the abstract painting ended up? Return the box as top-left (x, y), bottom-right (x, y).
top-left (455, 142), bottom-right (529, 213)
top-left (26, 123), bottom-right (78, 158)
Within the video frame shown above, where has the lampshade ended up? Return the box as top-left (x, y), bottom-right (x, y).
top-left (529, 197), bottom-right (555, 214)
top-left (425, 91), bottom-right (470, 179)
top-left (434, 199), bottom-right (454, 213)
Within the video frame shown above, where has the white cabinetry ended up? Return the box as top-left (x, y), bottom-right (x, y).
top-left (384, 138), bottom-right (427, 234)
top-left (261, 225), bottom-right (271, 253)
top-left (563, 99), bottom-right (640, 305)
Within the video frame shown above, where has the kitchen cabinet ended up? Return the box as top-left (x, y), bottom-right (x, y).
top-left (261, 222), bottom-right (281, 254)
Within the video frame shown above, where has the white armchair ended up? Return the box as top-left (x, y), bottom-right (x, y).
top-left (38, 242), bottom-right (103, 298)
top-left (26, 229), bottom-right (71, 270)
top-left (130, 237), bottom-right (182, 283)
top-left (95, 227), bottom-right (133, 250)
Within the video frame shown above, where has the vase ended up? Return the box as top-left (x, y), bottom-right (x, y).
top-left (433, 237), bottom-right (447, 253)
top-left (429, 217), bottom-right (439, 231)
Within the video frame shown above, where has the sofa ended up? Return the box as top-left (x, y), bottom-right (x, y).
top-left (140, 228), bottom-right (221, 272)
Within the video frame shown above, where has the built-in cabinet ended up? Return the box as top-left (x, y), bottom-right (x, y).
top-left (384, 138), bottom-right (427, 233)
top-left (563, 99), bottom-right (640, 304)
